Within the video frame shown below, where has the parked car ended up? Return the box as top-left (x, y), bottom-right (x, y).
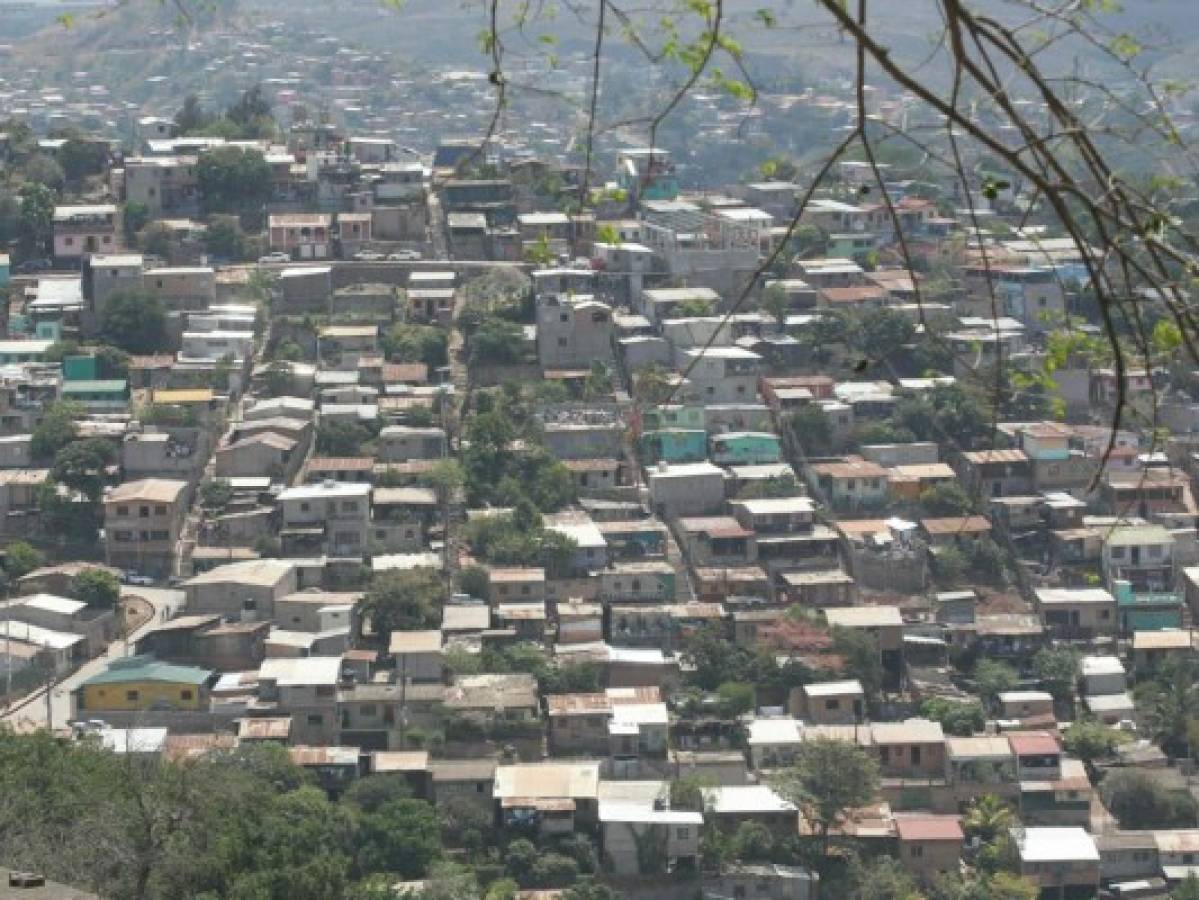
top-left (121, 571), bottom-right (156, 587)
top-left (387, 250), bottom-right (423, 261)
top-left (258, 252), bottom-right (291, 264)
top-left (353, 251), bottom-right (386, 261)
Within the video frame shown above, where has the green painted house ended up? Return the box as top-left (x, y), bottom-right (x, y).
top-left (709, 431), bottom-right (782, 466)
top-left (639, 429), bottom-right (707, 464)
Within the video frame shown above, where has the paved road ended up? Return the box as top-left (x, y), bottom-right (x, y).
top-left (1, 586), bottom-right (185, 731)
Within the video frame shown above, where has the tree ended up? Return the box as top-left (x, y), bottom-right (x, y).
top-left (100, 289), bottom-right (169, 354)
top-left (225, 84), bottom-right (276, 137)
top-left (57, 138), bottom-right (107, 185)
top-left (197, 145), bottom-right (273, 219)
top-left (1063, 719), bottom-right (1125, 766)
top-left (851, 307), bottom-right (916, 369)
top-left (846, 855), bottom-right (923, 900)
top-left (200, 479), bottom-right (235, 511)
top-left (729, 821), bottom-right (774, 862)
top-left (71, 568), bottom-right (120, 610)
top-left (894, 383), bottom-right (991, 447)
top-left (1136, 658), bottom-right (1199, 757)
top-left (934, 545), bottom-right (968, 585)
top-left (205, 214), bottom-right (248, 260)
top-left (51, 438), bottom-right (115, 502)
top-left (920, 697), bottom-right (986, 737)
top-left (175, 93), bottom-right (212, 134)
top-left (716, 681), bottom-right (755, 718)
top-left (122, 202), bottom-right (150, 243)
top-left (674, 297), bottom-right (715, 317)
top-left (37, 480), bottom-right (102, 546)
top-left (919, 482), bottom-right (974, 516)
top-left (974, 660), bottom-right (1019, 713)
top-left (633, 364), bottom-right (674, 406)
top-left (786, 404), bottom-right (834, 456)
top-left (362, 569), bottom-right (446, 641)
top-left (1173, 875), bottom-right (1199, 900)
top-left (317, 421), bottom-right (376, 456)
top-left (469, 316), bottom-right (525, 365)
top-left (963, 794), bottom-right (1015, 846)
top-left (17, 182), bottom-right (55, 260)
top-left (383, 324), bottom-right (449, 369)
top-left (562, 882), bottom-right (617, 900)
top-left (831, 626), bottom-right (883, 703)
top-left (94, 344), bottom-right (130, 380)
top-left (139, 221), bottom-right (173, 258)
top-left (23, 155), bottom-right (65, 191)
top-left (31, 401), bottom-right (83, 462)
top-left (760, 283), bottom-right (791, 330)
top-left (1102, 769), bottom-right (1198, 829)
top-left (1032, 646), bottom-right (1079, 703)
top-left (355, 799), bottom-right (442, 879)
top-left (456, 565), bottom-right (488, 601)
top-left (771, 737), bottom-right (880, 857)
top-left (4, 541), bottom-right (43, 579)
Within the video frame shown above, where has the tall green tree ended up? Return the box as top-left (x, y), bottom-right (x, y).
top-left (772, 737), bottom-right (880, 857)
top-left (17, 182), bottom-right (55, 260)
top-left (361, 569), bottom-right (446, 641)
top-left (197, 146), bottom-right (273, 219)
top-left (100, 290), bottom-right (169, 354)
top-left (30, 401), bottom-right (83, 462)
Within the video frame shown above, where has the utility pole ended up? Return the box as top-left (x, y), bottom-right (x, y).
top-left (43, 638), bottom-right (53, 729)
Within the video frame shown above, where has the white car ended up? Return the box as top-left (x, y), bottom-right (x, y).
top-left (258, 253), bottom-right (291, 264)
top-left (388, 250), bottom-right (423, 261)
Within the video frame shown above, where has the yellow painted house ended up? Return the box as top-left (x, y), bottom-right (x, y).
top-left (74, 655), bottom-right (212, 714)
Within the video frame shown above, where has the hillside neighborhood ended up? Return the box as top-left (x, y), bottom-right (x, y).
top-left (3, 5), bottom-right (1199, 900)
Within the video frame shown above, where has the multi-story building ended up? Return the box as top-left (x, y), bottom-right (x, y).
top-left (103, 478), bottom-right (190, 578)
top-left (277, 481), bottom-right (372, 558)
top-left (53, 204), bottom-right (120, 265)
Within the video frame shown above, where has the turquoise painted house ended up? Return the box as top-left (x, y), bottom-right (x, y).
top-left (63, 379), bottom-right (129, 411)
top-left (642, 405), bottom-right (704, 431)
top-left (639, 429), bottom-right (707, 464)
top-left (709, 431), bottom-right (782, 466)
top-left (0, 253), bottom-right (9, 289)
top-left (1113, 581), bottom-right (1183, 633)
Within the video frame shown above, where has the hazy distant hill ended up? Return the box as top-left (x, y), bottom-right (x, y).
top-left (5, 0), bottom-right (1197, 106)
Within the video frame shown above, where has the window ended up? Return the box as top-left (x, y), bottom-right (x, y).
top-left (180, 690), bottom-right (193, 701)
top-left (825, 699), bottom-right (840, 710)
top-left (557, 337), bottom-right (568, 347)
top-left (150, 530), bottom-right (169, 541)
top-left (676, 828), bottom-right (690, 839)
top-left (911, 746), bottom-right (922, 765)
top-left (341, 501), bottom-right (358, 513)
top-left (300, 502), bottom-right (311, 513)
top-left (360, 704), bottom-right (377, 717)
top-left (306, 714), bottom-right (323, 725)
top-left (116, 505), bottom-right (129, 516)
top-left (139, 506), bottom-right (150, 518)
top-left (126, 690), bottom-right (139, 702)
top-left (910, 845), bottom-right (924, 858)
top-left (114, 530), bottom-right (133, 541)
top-left (64, 237), bottom-right (74, 246)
